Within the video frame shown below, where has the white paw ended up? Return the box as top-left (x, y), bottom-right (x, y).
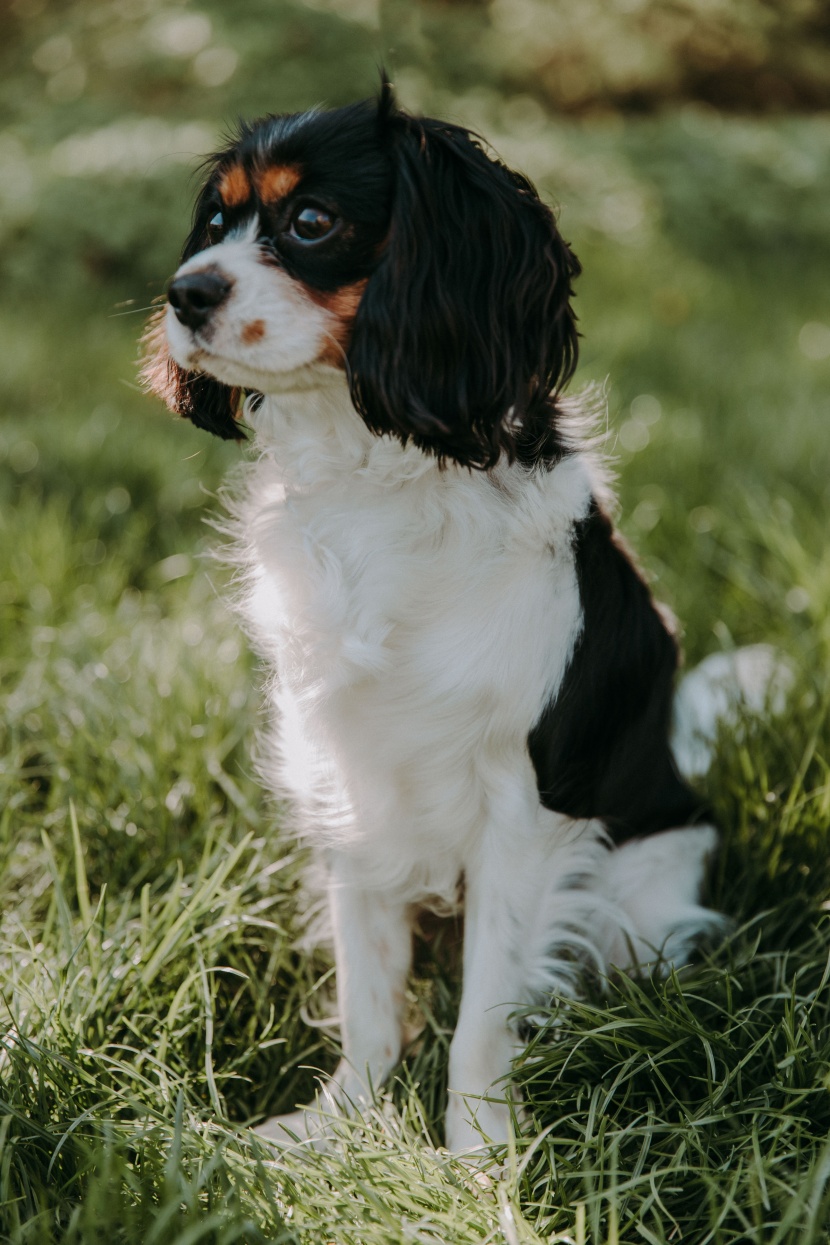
top-left (445, 1092), bottom-right (511, 1156)
top-left (253, 1095), bottom-right (341, 1152)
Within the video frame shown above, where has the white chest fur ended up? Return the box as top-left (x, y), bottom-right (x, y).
top-left (234, 382), bottom-right (593, 898)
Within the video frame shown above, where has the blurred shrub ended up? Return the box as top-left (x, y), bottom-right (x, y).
top-left (481, 0), bottom-right (830, 113)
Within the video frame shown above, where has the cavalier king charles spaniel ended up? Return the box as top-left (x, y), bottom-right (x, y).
top-left (143, 80), bottom-right (750, 1153)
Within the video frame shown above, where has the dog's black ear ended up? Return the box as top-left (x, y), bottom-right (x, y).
top-left (348, 100), bottom-right (580, 468)
top-left (140, 181), bottom-right (245, 442)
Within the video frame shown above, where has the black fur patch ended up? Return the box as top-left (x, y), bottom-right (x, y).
top-left (528, 501), bottom-right (707, 841)
top-left (349, 106), bottom-right (581, 469)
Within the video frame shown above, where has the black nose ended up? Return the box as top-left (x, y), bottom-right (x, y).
top-left (168, 270), bottom-right (231, 330)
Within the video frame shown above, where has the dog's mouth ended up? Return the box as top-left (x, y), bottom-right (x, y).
top-left (166, 315), bottom-right (254, 384)
top-left (179, 341), bottom-right (343, 396)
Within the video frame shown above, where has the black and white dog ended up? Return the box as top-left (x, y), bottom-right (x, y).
top-left (145, 82), bottom-right (748, 1151)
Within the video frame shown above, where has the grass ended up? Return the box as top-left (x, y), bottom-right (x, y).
top-left (3, 1), bottom-right (830, 1239)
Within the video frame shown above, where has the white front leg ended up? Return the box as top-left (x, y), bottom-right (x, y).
top-left (445, 801), bottom-right (599, 1150)
top-left (327, 853), bottom-right (413, 1105)
top-left (255, 852), bottom-right (412, 1145)
top-left (446, 797), bottom-right (580, 1153)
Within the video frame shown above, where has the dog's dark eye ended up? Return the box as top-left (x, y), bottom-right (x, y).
top-left (289, 205), bottom-right (337, 243)
top-left (207, 211), bottom-right (224, 244)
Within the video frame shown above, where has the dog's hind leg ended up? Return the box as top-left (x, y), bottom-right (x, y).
top-left (594, 824), bottom-right (724, 974)
top-left (588, 643), bottom-right (793, 977)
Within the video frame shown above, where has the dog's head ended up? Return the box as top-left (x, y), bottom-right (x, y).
top-left (143, 80), bottom-right (581, 468)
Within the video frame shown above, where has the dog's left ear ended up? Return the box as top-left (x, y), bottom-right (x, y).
top-left (140, 187), bottom-right (245, 441)
top-left (348, 98), bottom-right (581, 468)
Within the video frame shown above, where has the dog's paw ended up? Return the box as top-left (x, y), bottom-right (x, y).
top-left (252, 1104), bottom-right (334, 1151)
top-left (445, 1093), bottom-right (512, 1157)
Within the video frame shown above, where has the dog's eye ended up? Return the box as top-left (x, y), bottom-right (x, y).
top-left (289, 205), bottom-right (337, 243)
top-left (207, 211), bottom-right (224, 244)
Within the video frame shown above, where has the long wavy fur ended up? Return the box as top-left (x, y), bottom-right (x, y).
top-left (348, 91), bottom-right (581, 468)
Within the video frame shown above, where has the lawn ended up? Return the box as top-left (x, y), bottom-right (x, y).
top-left (2, 1), bottom-right (830, 1241)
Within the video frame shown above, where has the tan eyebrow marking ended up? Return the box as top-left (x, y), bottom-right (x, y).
top-left (255, 163), bottom-right (302, 203)
top-left (218, 164), bottom-right (251, 208)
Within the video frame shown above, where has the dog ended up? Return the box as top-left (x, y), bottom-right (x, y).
top-left (143, 81), bottom-right (732, 1153)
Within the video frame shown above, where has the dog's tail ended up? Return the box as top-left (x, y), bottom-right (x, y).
top-left (671, 644), bottom-right (794, 780)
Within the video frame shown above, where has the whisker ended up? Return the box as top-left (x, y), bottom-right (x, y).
top-left (109, 304), bottom-right (161, 318)
top-left (321, 330), bottom-right (353, 383)
top-left (177, 370), bottom-right (209, 389)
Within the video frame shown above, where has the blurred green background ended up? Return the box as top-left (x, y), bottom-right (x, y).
top-left (3, 3), bottom-right (830, 1240)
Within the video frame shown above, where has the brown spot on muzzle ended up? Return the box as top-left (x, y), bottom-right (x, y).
top-left (255, 163), bottom-right (302, 203)
top-left (218, 163), bottom-right (251, 208)
top-left (241, 319), bottom-right (266, 344)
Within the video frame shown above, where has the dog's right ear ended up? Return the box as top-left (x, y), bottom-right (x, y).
top-left (140, 181), bottom-right (245, 441)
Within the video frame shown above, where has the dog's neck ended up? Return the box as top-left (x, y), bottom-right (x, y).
top-left (243, 372), bottom-right (602, 505)
top-left (245, 372), bottom-right (444, 493)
